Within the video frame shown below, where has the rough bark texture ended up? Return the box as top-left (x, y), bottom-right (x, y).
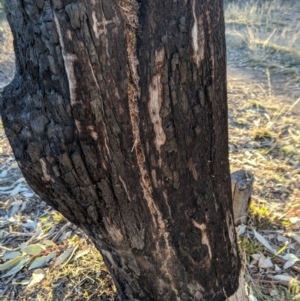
top-left (1, 0), bottom-right (242, 300)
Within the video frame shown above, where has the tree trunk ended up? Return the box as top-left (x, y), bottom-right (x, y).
top-left (1, 0), bottom-right (245, 300)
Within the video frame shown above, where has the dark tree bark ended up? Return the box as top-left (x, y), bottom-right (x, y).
top-left (1, 0), bottom-right (246, 300)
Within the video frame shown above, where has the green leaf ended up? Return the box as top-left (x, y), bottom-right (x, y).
top-left (53, 246), bottom-right (78, 269)
top-left (29, 252), bottom-right (56, 270)
top-left (21, 244), bottom-right (46, 255)
top-left (0, 258), bottom-right (30, 278)
top-left (0, 256), bottom-right (23, 271)
top-left (3, 251), bottom-right (22, 260)
top-left (43, 240), bottom-right (56, 247)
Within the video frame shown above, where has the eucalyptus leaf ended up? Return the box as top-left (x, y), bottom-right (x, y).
top-left (270, 274), bottom-right (295, 282)
top-left (0, 258), bottom-right (30, 278)
top-left (282, 253), bottom-right (299, 269)
top-left (258, 255), bottom-right (273, 269)
top-left (3, 251), bottom-right (22, 260)
top-left (0, 170), bottom-right (8, 178)
top-left (43, 240), bottom-right (56, 247)
top-left (253, 229), bottom-right (276, 254)
top-left (29, 252), bottom-right (56, 270)
top-left (8, 184), bottom-right (23, 197)
top-left (12, 280), bottom-right (30, 286)
top-left (290, 234), bottom-right (300, 245)
top-left (22, 192), bottom-right (35, 198)
top-left (53, 246), bottom-right (78, 269)
top-left (237, 225), bottom-right (246, 236)
top-left (0, 256), bottom-right (23, 271)
top-left (282, 253), bottom-right (299, 262)
top-left (21, 244), bottom-right (46, 255)
top-left (0, 178), bottom-right (25, 191)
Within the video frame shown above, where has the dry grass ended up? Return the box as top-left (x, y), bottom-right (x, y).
top-left (228, 70), bottom-right (300, 300)
top-left (226, 2), bottom-right (300, 299)
top-left (225, 0), bottom-right (300, 85)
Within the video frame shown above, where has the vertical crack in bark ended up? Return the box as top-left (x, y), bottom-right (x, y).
top-left (119, 0), bottom-right (162, 231)
top-left (119, 2), bottom-right (180, 299)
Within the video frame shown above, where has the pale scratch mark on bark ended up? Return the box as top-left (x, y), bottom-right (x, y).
top-left (53, 12), bottom-right (78, 106)
top-left (91, 10), bottom-right (118, 59)
top-left (162, 190), bottom-right (172, 218)
top-left (151, 170), bottom-right (159, 188)
top-left (39, 158), bottom-right (54, 183)
top-left (74, 120), bottom-right (83, 136)
top-left (191, 0), bottom-right (200, 68)
top-left (148, 48), bottom-right (166, 157)
top-left (87, 125), bottom-right (99, 140)
top-left (125, 20), bottom-right (163, 231)
top-left (192, 220), bottom-right (212, 259)
top-left (66, 29), bottom-right (72, 41)
top-left (118, 176), bottom-right (132, 202)
top-left (191, 0), bottom-right (205, 68)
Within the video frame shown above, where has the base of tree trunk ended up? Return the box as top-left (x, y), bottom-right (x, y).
top-left (228, 271), bottom-right (249, 301)
top-left (231, 170), bottom-right (254, 225)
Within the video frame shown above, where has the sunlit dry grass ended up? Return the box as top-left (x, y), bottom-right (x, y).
top-left (225, 2), bottom-right (300, 299)
top-left (225, 0), bottom-right (300, 82)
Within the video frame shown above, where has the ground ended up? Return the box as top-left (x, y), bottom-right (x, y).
top-left (0, 0), bottom-right (300, 300)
